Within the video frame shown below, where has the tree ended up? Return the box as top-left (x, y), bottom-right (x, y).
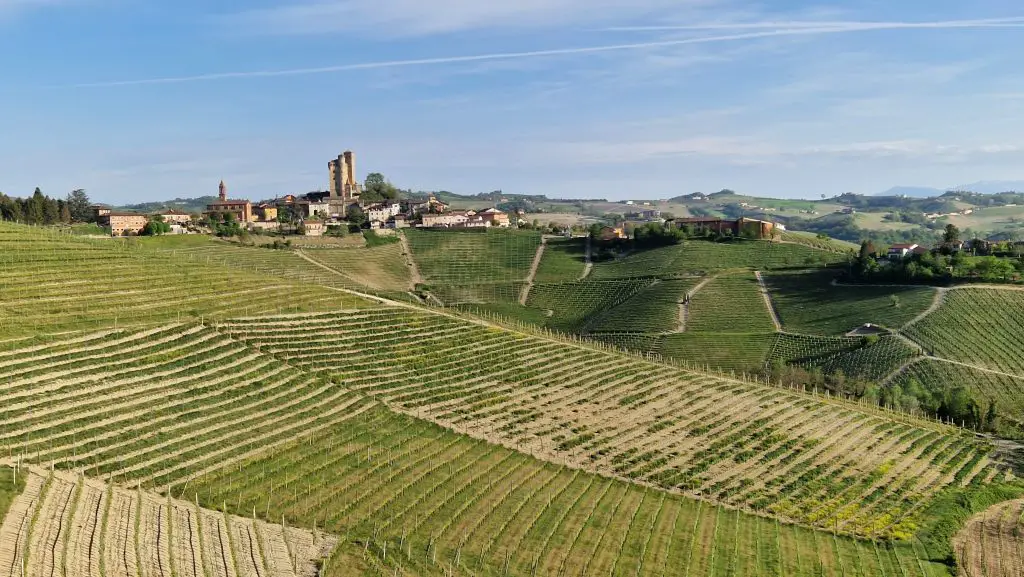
top-left (365, 173), bottom-right (386, 187)
top-left (347, 205), bottom-right (367, 227)
top-left (58, 200), bottom-right (72, 224)
top-left (943, 224), bottom-right (960, 244)
top-left (141, 215), bottom-right (172, 236)
top-left (362, 173), bottom-right (400, 202)
top-left (65, 189), bottom-right (93, 222)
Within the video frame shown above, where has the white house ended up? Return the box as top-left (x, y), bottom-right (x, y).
top-left (887, 243), bottom-right (919, 259)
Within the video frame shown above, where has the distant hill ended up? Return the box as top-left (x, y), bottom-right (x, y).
top-left (953, 180), bottom-right (1024, 194)
top-left (116, 196), bottom-right (218, 214)
top-left (875, 186), bottom-right (946, 198)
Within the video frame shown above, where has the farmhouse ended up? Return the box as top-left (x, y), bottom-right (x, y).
top-left (99, 212), bottom-right (148, 236)
top-left (157, 209), bottom-right (192, 226)
top-left (365, 202), bottom-right (402, 224)
top-left (205, 181), bottom-right (252, 223)
top-left (254, 203), bottom-right (278, 222)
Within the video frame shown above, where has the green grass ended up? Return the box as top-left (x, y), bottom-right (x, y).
top-left (765, 270), bottom-right (937, 335)
top-left (405, 228), bottom-right (543, 283)
top-left (0, 466), bottom-right (26, 523)
top-left (905, 288), bottom-right (1024, 375)
top-left (590, 239), bottom-right (845, 280)
top-left (301, 243), bottom-right (413, 292)
top-left (534, 237), bottom-right (587, 283)
top-left (687, 273), bottom-right (777, 333)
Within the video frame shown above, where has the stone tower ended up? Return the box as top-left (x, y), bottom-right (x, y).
top-left (328, 151), bottom-right (360, 201)
top-left (218, 180), bottom-right (227, 202)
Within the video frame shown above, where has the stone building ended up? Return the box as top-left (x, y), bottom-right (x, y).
top-left (100, 212), bottom-right (148, 236)
top-left (205, 181), bottom-right (252, 223)
top-left (328, 151), bottom-right (361, 216)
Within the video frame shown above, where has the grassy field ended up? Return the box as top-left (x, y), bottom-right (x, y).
top-left (526, 279), bottom-right (655, 332)
top-left (765, 270), bottom-right (937, 335)
top-left (660, 333), bottom-right (777, 374)
top-left (0, 466), bottom-right (24, 527)
top-left (404, 229), bottom-right (543, 283)
top-left (769, 334), bottom-right (919, 381)
top-left (905, 289), bottom-right (1024, 375)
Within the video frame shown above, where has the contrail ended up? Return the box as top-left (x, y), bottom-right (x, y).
top-left (599, 16), bottom-right (1024, 32)
top-left (73, 17), bottom-right (1024, 88)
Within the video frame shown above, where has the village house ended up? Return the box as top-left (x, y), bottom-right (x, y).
top-left (254, 203), bottom-right (278, 222)
top-left (887, 243), bottom-right (920, 259)
top-left (364, 202), bottom-right (402, 224)
top-left (100, 212), bottom-right (148, 236)
top-left (404, 195), bottom-right (450, 215)
top-left (157, 209), bottom-right (192, 226)
top-left (205, 181), bottom-right (252, 223)
top-left (422, 211), bottom-right (470, 228)
top-left (598, 226), bottom-right (628, 241)
top-left (301, 218), bottom-right (325, 236)
top-left (474, 208), bottom-right (511, 227)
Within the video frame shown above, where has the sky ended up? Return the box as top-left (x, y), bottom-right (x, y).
top-left (2, 0), bottom-right (1024, 203)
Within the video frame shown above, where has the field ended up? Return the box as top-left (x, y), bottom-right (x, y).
top-left (0, 465), bottom-right (334, 577)
top-left (764, 271), bottom-right (937, 335)
top-left (404, 229), bottom-right (542, 283)
top-left (526, 279), bottom-right (655, 333)
top-left (0, 225), bottom-right (369, 337)
top-left (533, 237), bottom-right (587, 283)
top-left (953, 498), bottom-right (1024, 577)
top-left (769, 335), bottom-right (919, 382)
top-left (904, 289), bottom-right (1024, 375)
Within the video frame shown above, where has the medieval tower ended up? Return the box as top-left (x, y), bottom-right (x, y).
top-left (328, 151), bottom-right (361, 201)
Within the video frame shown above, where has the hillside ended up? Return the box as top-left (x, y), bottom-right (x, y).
top-left (1, 222), bottom-right (1023, 576)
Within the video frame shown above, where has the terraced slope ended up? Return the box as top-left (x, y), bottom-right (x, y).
top-left (218, 309), bottom-right (995, 539)
top-left (0, 225), bottom-right (368, 337)
top-left (533, 237), bottom-right (587, 283)
top-left (587, 279), bottom-right (700, 334)
top-left (0, 466), bottom-right (335, 577)
top-left (526, 279), bottom-right (655, 333)
top-left (954, 498), bottom-right (1024, 577)
top-left (404, 229), bottom-right (543, 283)
top-left (905, 289), bottom-right (1024, 375)
top-left (764, 271), bottom-right (936, 335)
top-left (686, 273), bottom-right (777, 333)
top-left (769, 334), bottom-right (919, 382)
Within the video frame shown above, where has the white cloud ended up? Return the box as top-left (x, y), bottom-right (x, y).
top-left (226, 0), bottom-right (705, 36)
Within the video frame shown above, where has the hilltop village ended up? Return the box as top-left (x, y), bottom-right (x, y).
top-left (92, 150), bottom-right (513, 237)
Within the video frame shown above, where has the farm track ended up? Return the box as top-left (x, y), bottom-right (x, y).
top-left (398, 231), bottom-right (424, 288)
top-left (518, 236), bottom-right (548, 305)
top-left (754, 271), bottom-right (782, 332)
top-left (677, 275), bottom-right (716, 333)
top-left (0, 468), bottom-right (334, 577)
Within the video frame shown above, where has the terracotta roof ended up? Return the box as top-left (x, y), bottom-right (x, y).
top-left (207, 199), bottom-right (251, 206)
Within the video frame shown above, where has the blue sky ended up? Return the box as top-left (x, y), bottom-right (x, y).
top-left (2, 0), bottom-right (1024, 203)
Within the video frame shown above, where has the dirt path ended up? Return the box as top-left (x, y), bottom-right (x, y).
top-left (880, 353), bottom-right (1024, 388)
top-left (677, 275), bottom-right (716, 332)
top-left (579, 236), bottom-right (593, 281)
top-left (519, 237), bottom-right (548, 305)
top-left (902, 287), bottom-right (949, 329)
top-left (398, 232), bottom-right (424, 288)
top-left (754, 271), bottom-right (782, 332)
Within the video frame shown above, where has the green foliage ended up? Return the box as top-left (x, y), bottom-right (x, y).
top-left (0, 466), bottom-right (26, 526)
top-left (363, 230), bottom-right (400, 247)
top-left (534, 237), bottom-right (587, 283)
top-left (66, 189), bottom-right (93, 222)
top-left (687, 273), bottom-right (776, 333)
top-left (140, 215), bottom-right (172, 236)
top-left (361, 173), bottom-right (400, 201)
top-left (405, 228), bottom-right (543, 283)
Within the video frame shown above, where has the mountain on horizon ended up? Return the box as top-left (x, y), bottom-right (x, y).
top-left (877, 180), bottom-right (1024, 197)
top-left (875, 186), bottom-right (946, 198)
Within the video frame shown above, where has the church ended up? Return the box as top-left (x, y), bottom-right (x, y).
top-left (205, 181), bottom-right (252, 223)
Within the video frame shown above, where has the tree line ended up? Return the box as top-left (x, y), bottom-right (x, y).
top-left (0, 188), bottom-right (93, 225)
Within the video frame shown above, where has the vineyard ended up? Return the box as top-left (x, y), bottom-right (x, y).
top-left (299, 244), bottom-right (413, 292)
top-left (953, 498), bottom-right (1024, 577)
top-left (686, 273), bottom-right (777, 333)
top-left (403, 229), bottom-right (542, 284)
top-left (586, 279), bottom-right (699, 334)
top-left (764, 271), bottom-right (936, 335)
top-left (0, 465), bottom-right (335, 577)
top-left (768, 335), bottom-right (919, 382)
top-left (891, 360), bottom-right (1024, 436)
top-left (588, 240), bottom-right (846, 280)
top-left (904, 289), bottom-right (1024, 375)
top-left (217, 309), bottom-right (998, 540)
top-left (533, 237), bottom-right (587, 283)
top-left (0, 225), bottom-right (368, 337)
